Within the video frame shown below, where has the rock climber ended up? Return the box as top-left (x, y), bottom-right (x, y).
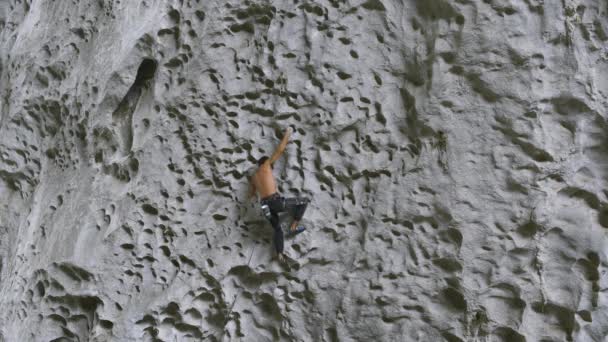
top-left (249, 127), bottom-right (309, 262)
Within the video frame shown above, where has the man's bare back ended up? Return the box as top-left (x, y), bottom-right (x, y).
top-left (251, 164), bottom-right (277, 198)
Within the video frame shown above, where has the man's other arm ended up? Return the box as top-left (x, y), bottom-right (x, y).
top-left (269, 127), bottom-right (292, 164)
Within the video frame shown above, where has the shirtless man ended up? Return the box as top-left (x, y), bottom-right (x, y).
top-left (249, 127), bottom-right (309, 261)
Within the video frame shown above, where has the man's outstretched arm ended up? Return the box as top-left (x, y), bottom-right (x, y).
top-left (269, 127), bottom-right (292, 164)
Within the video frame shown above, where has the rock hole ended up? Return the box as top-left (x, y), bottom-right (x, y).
top-left (133, 59), bottom-right (157, 87)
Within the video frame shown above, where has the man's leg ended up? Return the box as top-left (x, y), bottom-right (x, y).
top-left (284, 197), bottom-right (309, 231)
top-left (268, 212), bottom-right (284, 258)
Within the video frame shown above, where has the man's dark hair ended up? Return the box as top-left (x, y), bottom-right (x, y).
top-left (257, 156), bottom-right (269, 167)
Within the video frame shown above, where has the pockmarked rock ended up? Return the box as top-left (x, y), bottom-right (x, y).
top-left (1, 0), bottom-right (607, 341)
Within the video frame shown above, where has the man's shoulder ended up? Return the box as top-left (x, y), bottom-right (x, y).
top-left (259, 161), bottom-right (273, 170)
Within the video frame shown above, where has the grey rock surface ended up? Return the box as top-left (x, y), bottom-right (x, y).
top-left (1, 0), bottom-right (608, 341)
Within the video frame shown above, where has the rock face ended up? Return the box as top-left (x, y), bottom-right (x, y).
top-left (1, 0), bottom-right (607, 341)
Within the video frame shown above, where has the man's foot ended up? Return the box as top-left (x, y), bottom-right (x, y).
top-left (277, 253), bottom-right (286, 262)
top-left (287, 226), bottom-right (306, 237)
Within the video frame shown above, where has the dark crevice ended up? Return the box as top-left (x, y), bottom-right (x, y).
top-left (134, 58), bottom-right (157, 86)
top-left (111, 58), bottom-right (157, 157)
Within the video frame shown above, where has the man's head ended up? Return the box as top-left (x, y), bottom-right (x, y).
top-left (257, 156), bottom-right (270, 168)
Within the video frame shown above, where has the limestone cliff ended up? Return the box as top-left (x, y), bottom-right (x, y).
top-left (1, 0), bottom-right (607, 341)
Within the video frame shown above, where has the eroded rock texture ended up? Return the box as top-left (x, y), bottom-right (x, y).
top-left (1, 0), bottom-right (608, 341)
